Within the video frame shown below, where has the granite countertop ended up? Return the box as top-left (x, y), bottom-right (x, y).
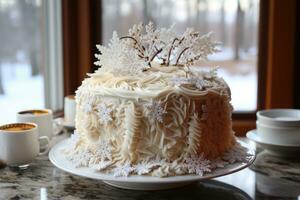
top-left (1, 133), bottom-right (300, 200)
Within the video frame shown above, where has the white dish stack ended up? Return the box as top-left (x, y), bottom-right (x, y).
top-left (247, 109), bottom-right (300, 156)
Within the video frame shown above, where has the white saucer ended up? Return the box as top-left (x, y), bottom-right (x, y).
top-left (246, 129), bottom-right (300, 156)
top-left (54, 117), bottom-right (75, 130)
top-left (49, 139), bottom-right (255, 190)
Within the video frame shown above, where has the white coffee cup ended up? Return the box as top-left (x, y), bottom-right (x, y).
top-left (256, 109), bottom-right (300, 145)
top-left (256, 121), bottom-right (300, 145)
top-left (17, 109), bottom-right (54, 139)
top-left (64, 95), bottom-right (76, 125)
top-left (0, 123), bottom-right (49, 167)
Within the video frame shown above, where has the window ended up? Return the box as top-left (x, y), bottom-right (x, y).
top-left (102, 0), bottom-right (260, 112)
top-left (62, 0), bottom-right (297, 135)
top-left (0, 0), bottom-right (44, 123)
top-left (0, 0), bottom-right (63, 124)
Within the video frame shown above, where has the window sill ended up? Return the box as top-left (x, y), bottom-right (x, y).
top-left (232, 119), bottom-right (256, 136)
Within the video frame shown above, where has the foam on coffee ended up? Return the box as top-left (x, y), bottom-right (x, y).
top-left (0, 123), bottom-right (35, 132)
top-left (66, 95), bottom-right (75, 100)
top-left (18, 110), bottom-right (49, 115)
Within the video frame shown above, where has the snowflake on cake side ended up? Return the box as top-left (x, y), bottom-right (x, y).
top-left (64, 138), bottom-right (252, 177)
top-left (145, 101), bottom-right (167, 123)
top-left (93, 22), bottom-right (220, 76)
top-left (97, 103), bottom-right (113, 125)
top-left (95, 139), bottom-right (112, 161)
top-left (78, 93), bottom-right (98, 114)
top-left (82, 98), bottom-right (94, 113)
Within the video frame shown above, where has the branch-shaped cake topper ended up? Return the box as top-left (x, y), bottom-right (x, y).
top-left (94, 22), bottom-right (220, 76)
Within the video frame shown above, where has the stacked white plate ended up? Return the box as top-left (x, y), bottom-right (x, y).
top-left (247, 109), bottom-right (300, 156)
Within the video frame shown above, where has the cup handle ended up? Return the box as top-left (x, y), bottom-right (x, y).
top-left (39, 136), bottom-right (50, 155)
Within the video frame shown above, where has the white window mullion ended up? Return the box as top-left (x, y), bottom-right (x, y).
top-left (43, 0), bottom-right (63, 111)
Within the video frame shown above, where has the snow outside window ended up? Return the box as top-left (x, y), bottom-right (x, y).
top-left (0, 0), bottom-right (63, 124)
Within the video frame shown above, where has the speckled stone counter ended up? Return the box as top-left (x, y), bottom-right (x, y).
top-left (1, 136), bottom-right (300, 200)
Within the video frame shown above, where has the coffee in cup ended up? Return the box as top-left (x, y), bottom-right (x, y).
top-left (0, 123), bottom-right (49, 167)
top-left (18, 110), bottom-right (50, 115)
top-left (1, 123), bottom-right (35, 131)
top-left (17, 109), bottom-right (54, 139)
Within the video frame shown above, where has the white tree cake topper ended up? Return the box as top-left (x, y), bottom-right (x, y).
top-left (94, 22), bottom-right (220, 76)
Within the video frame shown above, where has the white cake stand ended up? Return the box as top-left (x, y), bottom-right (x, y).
top-left (49, 139), bottom-right (255, 190)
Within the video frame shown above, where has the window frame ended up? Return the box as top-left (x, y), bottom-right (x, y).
top-left (62, 0), bottom-right (101, 96)
top-left (43, 0), bottom-right (64, 111)
top-left (61, 0), bottom-right (298, 135)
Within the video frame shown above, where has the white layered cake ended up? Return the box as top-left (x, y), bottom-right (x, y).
top-left (66, 23), bottom-right (244, 177)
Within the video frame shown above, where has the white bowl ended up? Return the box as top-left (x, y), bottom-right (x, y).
top-left (256, 121), bottom-right (300, 145)
top-left (257, 109), bottom-right (300, 127)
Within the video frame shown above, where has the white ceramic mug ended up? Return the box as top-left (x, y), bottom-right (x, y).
top-left (257, 109), bottom-right (300, 128)
top-left (64, 95), bottom-right (76, 125)
top-left (256, 109), bottom-right (300, 145)
top-left (0, 123), bottom-right (49, 167)
top-left (16, 109), bottom-right (54, 139)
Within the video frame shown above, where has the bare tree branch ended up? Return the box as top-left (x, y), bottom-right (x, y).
top-left (175, 47), bottom-right (189, 65)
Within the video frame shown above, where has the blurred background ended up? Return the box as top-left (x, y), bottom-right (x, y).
top-left (0, 0), bottom-right (44, 123)
top-left (0, 0), bottom-right (259, 123)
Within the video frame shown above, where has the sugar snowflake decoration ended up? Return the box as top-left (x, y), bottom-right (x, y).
top-left (134, 163), bottom-right (153, 175)
top-left (94, 22), bottom-right (219, 76)
top-left (171, 68), bottom-right (218, 90)
top-left (65, 132), bottom-right (94, 168)
top-left (145, 101), bottom-right (167, 123)
top-left (210, 158), bottom-right (229, 169)
top-left (95, 139), bottom-right (112, 161)
top-left (64, 139), bottom-right (252, 176)
top-left (91, 160), bottom-right (112, 171)
top-left (195, 79), bottom-right (212, 90)
top-left (66, 148), bottom-right (93, 168)
top-left (82, 99), bottom-right (94, 113)
top-left (203, 67), bottom-right (218, 79)
top-left (97, 104), bottom-right (113, 124)
top-left (170, 77), bottom-right (190, 86)
top-left (83, 104), bottom-right (93, 113)
top-left (171, 76), bottom-right (213, 90)
top-left (133, 158), bottom-right (166, 175)
top-left (94, 31), bottom-right (149, 76)
top-left (112, 162), bottom-right (134, 177)
top-left (184, 154), bottom-right (211, 176)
